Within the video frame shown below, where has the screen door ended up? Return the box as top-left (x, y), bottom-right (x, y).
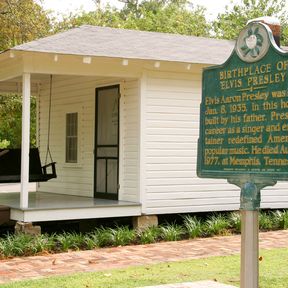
top-left (94, 85), bottom-right (119, 199)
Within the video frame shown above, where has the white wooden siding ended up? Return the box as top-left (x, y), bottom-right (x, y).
top-left (119, 80), bottom-right (140, 202)
top-left (143, 70), bottom-right (288, 215)
top-left (0, 81), bottom-right (39, 94)
top-left (37, 75), bottom-right (140, 202)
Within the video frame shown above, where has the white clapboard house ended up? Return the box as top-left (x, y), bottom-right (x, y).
top-left (0, 25), bottom-right (287, 225)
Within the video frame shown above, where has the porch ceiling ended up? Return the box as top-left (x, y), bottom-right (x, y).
top-left (0, 75), bottom-right (45, 94)
top-left (0, 74), bottom-right (109, 94)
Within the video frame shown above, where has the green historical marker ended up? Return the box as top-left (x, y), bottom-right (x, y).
top-left (198, 21), bottom-right (288, 182)
top-left (197, 19), bottom-right (287, 288)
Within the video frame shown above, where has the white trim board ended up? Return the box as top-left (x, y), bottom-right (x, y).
top-left (10, 204), bottom-right (141, 222)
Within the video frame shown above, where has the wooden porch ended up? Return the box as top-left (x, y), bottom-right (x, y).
top-left (0, 191), bottom-right (141, 223)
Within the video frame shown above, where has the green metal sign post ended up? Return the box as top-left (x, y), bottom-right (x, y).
top-left (197, 21), bottom-right (288, 288)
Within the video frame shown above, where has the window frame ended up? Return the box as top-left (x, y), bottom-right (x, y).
top-left (65, 112), bottom-right (78, 164)
top-left (62, 104), bottom-right (82, 168)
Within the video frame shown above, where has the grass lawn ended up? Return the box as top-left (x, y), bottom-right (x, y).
top-left (1, 248), bottom-right (287, 288)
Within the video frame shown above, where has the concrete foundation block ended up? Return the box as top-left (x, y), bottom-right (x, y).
top-left (133, 215), bottom-right (158, 231)
top-left (15, 222), bottom-right (41, 235)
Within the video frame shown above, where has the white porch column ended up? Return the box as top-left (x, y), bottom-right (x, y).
top-left (20, 73), bottom-right (31, 209)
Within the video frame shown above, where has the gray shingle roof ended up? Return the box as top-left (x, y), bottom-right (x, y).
top-left (11, 25), bottom-right (235, 65)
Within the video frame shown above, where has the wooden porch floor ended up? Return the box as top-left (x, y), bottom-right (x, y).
top-left (0, 192), bottom-right (141, 222)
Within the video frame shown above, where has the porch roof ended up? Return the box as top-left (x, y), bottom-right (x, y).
top-left (8, 25), bottom-right (235, 65)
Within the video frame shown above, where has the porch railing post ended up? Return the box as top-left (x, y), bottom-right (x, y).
top-left (20, 73), bottom-right (31, 209)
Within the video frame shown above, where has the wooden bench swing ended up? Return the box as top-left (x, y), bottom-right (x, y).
top-left (0, 75), bottom-right (57, 183)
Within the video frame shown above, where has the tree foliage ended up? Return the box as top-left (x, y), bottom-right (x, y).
top-left (212, 0), bottom-right (288, 44)
top-left (54, 0), bottom-right (210, 37)
top-left (0, 0), bottom-right (52, 51)
top-left (0, 0), bottom-right (48, 147)
top-left (54, 0), bottom-right (288, 41)
top-left (0, 139), bottom-right (10, 149)
top-left (122, 0), bottom-right (209, 36)
top-left (0, 94), bottom-right (36, 148)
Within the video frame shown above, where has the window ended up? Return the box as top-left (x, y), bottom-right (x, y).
top-left (66, 112), bottom-right (78, 163)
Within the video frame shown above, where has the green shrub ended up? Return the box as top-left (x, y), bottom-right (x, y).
top-left (93, 227), bottom-right (114, 247)
top-left (55, 232), bottom-right (85, 251)
top-left (0, 210), bottom-right (286, 259)
top-left (259, 211), bottom-right (274, 231)
top-left (283, 210), bottom-right (288, 229)
top-left (229, 212), bottom-right (241, 233)
top-left (182, 215), bottom-right (203, 238)
top-left (31, 234), bottom-right (55, 254)
top-left (139, 226), bottom-right (161, 244)
top-left (109, 226), bottom-right (136, 246)
top-left (270, 210), bottom-right (283, 230)
top-left (160, 223), bottom-right (184, 241)
top-left (272, 210), bottom-right (288, 230)
top-left (84, 233), bottom-right (98, 250)
top-left (0, 233), bottom-right (33, 257)
top-left (204, 214), bottom-right (230, 236)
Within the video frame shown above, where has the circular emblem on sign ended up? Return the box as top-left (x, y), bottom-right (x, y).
top-left (236, 23), bottom-right (269, 63)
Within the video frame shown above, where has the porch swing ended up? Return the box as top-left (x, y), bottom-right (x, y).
top-left (0, 75), bottom-right (57, 183)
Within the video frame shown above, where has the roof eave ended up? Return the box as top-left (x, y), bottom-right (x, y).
top-left (11, 48), bottom-right (222, 66)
